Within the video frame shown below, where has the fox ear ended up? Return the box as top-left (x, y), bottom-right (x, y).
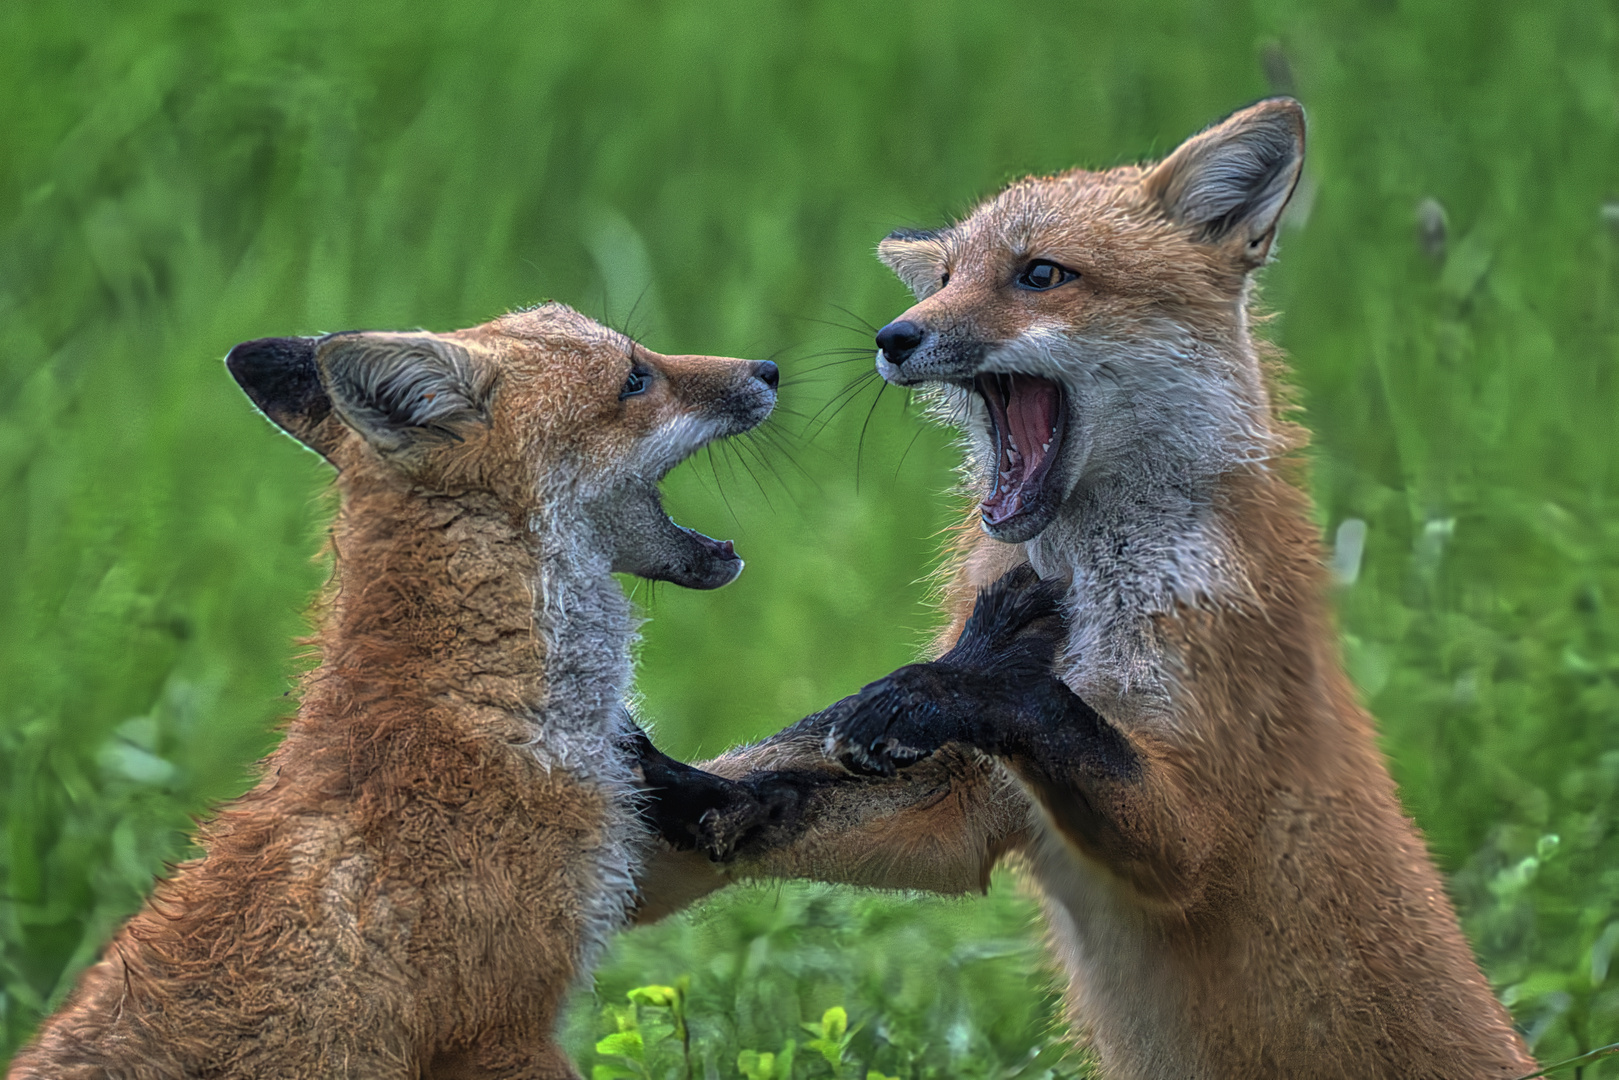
top-left (878, 228), bottom-right (950, 299)
top-left (317, 334), bottom-right (494, 454)
top-left (226, 336), bottom-right (343, 457)
top-left (1145, 98), bottom-right (1305, 265)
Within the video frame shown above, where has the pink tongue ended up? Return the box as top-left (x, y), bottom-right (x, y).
top-left (1006, 375), bottom-right (1057, 479)
top-left (983, 375), bottom-right (1060, 525)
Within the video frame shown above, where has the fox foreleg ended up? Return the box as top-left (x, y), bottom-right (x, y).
top-left (628, 569), bottom-right (1084, 920)
top-left (824, 568), bottom-right (1148, 874)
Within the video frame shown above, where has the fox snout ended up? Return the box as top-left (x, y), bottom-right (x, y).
top-left (703, 358), bottom-right (778, 433)
top-left (870, 305), bottom-right (998, 388)
top-left (630, 356), bottom-right (778, 480)
top-left (875, 320), bottom-right (925, 367)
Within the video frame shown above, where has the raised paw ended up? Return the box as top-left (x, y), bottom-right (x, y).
top-left (821, 567), bottom-right (1069, 778)
top-left (941, 564), bottom-right (1068, 678)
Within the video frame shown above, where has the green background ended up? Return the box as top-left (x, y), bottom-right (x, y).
top-left (3, 0), bottom-right (1617, 1074)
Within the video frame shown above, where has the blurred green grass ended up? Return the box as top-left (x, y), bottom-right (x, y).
top-left (2, 0), bottom-right (1617, 1073)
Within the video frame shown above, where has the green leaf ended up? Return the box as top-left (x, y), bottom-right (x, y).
top-left (627, 984), bottom-right (678, 1008)
top-left (595, 1031), bottom-right (646, 1061)
top-left (820, 1006), bottom-right (848, 1042)
top-left (737, 1049), bottom-right (776, 1080)
top-left (96, 739), bottom-right (177, 785)
top-left (1592, 922), bottom-right (1619, 987)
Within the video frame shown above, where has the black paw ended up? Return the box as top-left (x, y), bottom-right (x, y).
top-left (942, 564), bottom-right (1068, 678)
top-left (629, 728), bottom-right (744, 855)
top-left (694, 774), bottom-right (810, 862)
top-left (822, 669), bottom-right (953, 777)
top-left (628, 726), bottom-right (815, 863)
top-left (823, 566), bottom-right (1068, 778)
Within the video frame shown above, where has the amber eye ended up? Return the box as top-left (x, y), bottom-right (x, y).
top-left (620, 368), bottom-right (651, 399)
top-left (1017, 260), bottom-right (1077, 291)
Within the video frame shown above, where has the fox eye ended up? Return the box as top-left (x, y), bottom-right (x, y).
top-left (619, 368), bottom-right (652, 400)
top-left (1017, 260), bottom-right (1077, 291)
top-left (939, 271), bottom-right (951, 288)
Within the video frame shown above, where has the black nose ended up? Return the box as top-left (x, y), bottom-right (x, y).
top-left (753, 360), bottom-right (779, 390)
top-left (875, 320), bottom-right (925, 364)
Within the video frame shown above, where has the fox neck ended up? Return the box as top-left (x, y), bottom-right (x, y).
top-left (1022, 328), bottom-right (1277, 722)
top-left (313, 479), bottom-right (636, 746)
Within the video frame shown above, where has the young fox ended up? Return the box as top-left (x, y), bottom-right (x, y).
top-left (9, 305), bottom-right (796, 1079)
top-left (647, 101), bottom-right (1538, 1077)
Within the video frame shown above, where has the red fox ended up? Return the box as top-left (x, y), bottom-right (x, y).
top-left (8, 304), bottom-right (801, 1078)
top-left (645, 100), bottom-right (1538, 1078)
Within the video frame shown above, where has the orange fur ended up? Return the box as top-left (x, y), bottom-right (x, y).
top-left (640, 102), bottom-right (1534, 1077)
top-left (12, 305), bottom-right (776, 1079)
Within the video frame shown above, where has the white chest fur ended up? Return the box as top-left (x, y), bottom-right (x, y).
top-left (525, 532), bottom-right (653, 979)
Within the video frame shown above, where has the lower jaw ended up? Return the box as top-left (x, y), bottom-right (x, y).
top-left (980, 496), bottom-right (1059, 544)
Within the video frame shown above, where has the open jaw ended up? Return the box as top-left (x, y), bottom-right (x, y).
top-left (976, 373), bottom-right (1067, 543)
top-left (667, 514), bottom-right (742, 590)
top-left (602, 479), bottom-right (745, 591)
top-left (614, 385), bottom-right (775, 590)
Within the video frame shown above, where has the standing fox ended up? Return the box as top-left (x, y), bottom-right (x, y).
top-left (10, 305), bottom-right (805, 1078)
top-left (651, 100), bottom-right (1537, 1078)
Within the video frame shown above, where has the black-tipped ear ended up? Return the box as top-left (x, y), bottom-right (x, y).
top-left (318, 334), bottom-right (492, 454)
top-left (226, 337), bottom-right (340, 455)
top-left (1144, 98), bottom-right (1305, 264)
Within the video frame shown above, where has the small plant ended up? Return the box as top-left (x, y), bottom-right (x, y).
top-left (593, 982), bottom-right (692, 1080)
top-left (737, 1041), bottom-right (796, 1080)
top-left (800, 1007), bottom-right (855, 1077)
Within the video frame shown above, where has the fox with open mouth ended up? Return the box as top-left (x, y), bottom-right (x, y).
top-left (646, 99), bottom-right (1536, 1078)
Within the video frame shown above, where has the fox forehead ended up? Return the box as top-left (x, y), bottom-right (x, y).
top-left (969, 168), bottom-right (1153, 253)
top-left (461, 302), bottom-right (636, 371)
top-left (450, 303), bottom-right (650, 426)
top-left (885, 167), bottom-right (1234, 301)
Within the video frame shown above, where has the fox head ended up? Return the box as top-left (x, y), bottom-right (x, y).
top-left (226, 303), bottom-right (777, 589)
top-left (874, 98), bottom-right (1305, 544)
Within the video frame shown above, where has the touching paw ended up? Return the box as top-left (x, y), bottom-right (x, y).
top-left (694, 774), bottom-right (809, 862)
top-left (822, 670), bottom-right (951, 777)
top-left (823, 566), bottom-right (1069, 777)
top-left (630, 726), bottom-right (767, 860)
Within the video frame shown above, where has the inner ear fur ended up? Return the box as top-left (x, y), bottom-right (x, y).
top-left (1144, 97), bottom-right (1305, 264)
top-left (877, 229), bottom-right (950, 299)
top-left (319, 334), bottom-right (494, 453)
